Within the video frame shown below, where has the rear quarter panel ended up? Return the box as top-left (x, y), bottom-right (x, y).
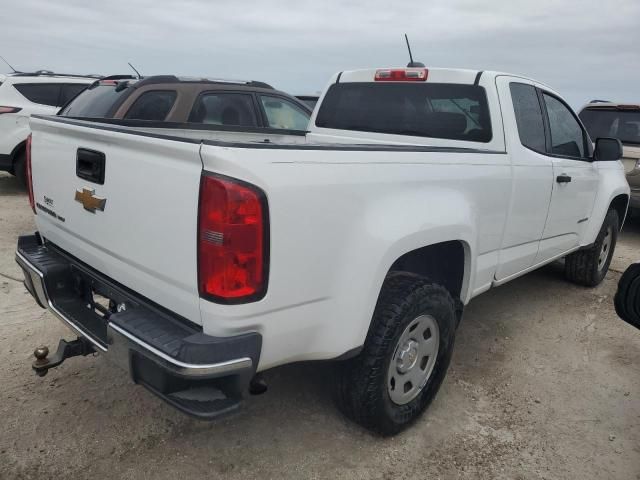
top-left (198, 145), bottom-right (511, 370)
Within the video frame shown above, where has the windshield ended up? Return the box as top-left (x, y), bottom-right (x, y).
top-left (315, 83), bottom-right (492, 142)
top-left (579, 108), bottom-right (640, 145)
top-left (59, 83), bottom-right (130, 117)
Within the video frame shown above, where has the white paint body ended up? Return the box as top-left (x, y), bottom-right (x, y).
top-left (29, 68), bottom-right (629, 371)
top-left (0, 74), bottom-right (93, 159)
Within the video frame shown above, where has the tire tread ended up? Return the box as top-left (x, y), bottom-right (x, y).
top-left (335, 273), bottom-right (456, 435)
top-left (565, 209), bottom-right (618, 287)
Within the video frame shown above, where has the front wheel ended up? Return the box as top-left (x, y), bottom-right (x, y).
top-left (334, 273), bottom-right (457, 435)
top-left (565, 209), bottom-right (619, 287)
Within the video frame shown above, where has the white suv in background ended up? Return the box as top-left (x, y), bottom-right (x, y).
top-left (0, 71), bottom-right (96, 185)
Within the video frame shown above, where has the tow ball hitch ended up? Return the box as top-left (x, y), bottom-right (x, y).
top-left (32, 338), bottom-right (95, 377)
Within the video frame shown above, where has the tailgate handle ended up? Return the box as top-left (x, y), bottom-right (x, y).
top-left (76, 148), bottom-right (105, 185)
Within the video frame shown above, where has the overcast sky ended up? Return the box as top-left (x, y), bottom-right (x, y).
top-left (1, 0), bottom-right (638, 107)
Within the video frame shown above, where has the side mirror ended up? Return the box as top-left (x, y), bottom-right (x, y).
top-left (594, 137), bottom-right (623, 161)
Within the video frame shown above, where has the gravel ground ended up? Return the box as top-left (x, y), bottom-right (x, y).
top-left (1, 171), bottom-right (639, 480)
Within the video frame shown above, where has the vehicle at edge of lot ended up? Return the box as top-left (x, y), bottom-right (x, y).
top-left (58, 75), bottom-right (312, 133)
top-left (579, 102), bottom-right (640, 212)
top-left (615, 262), bottom-right (640, 330)
top-left (16, 66), bottom-right (629, 435)
top-left (0, 71), bottom-right (96, 185)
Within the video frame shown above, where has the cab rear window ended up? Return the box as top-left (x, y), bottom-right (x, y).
top-left (59, 84), bottom-right (130, 117)
top-left (315, 82), bottom-right (492, 142)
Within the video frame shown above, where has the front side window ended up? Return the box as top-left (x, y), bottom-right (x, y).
top-left (13, 83), bottom-right (61, 106)
top-left (188, 93), bottom-right (258, 127)
top-left (543, 94), bottom-right (586, 158)
top-left (509, 83), bottom-right (546, 152)
top-left (315, 83), bottom-right (492, 142)
top-left (259, 95), bottom-right (310, 130)
top-left (124, 90), bottom-right (177, 121)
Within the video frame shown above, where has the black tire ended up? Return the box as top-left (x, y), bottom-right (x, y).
top-left (565, 209), bottom-right (619, 287)
top-left (335, 273), bottom-right (457, 436)
top-left (14, 150), bottom-right (27, 188)
top-left (614, 262), bottom-right (640, 329)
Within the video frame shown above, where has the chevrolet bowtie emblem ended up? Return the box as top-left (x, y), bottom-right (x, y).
top-left (74, 188), bottom-right (106, 212)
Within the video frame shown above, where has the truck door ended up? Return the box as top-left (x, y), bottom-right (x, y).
top-left (534, 91), bottom-right (599, 263)
top-left (494, 77), bottom-right (553, 281)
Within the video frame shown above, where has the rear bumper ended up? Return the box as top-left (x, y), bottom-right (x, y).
top-left (15, 234), bottom-right (261, 418)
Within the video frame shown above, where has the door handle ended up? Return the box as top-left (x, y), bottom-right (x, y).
top-left (556, 174), bottom-right (572, 184)
top-left (76, 148), bottom-right (106, 185)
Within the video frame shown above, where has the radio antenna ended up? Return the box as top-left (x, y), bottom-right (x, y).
top-left (0, 55), bottom-right (18, 73)
top-left (127, 62), bottom-right (142, 79)
top-left (404, 34), bottom-right (425, 68)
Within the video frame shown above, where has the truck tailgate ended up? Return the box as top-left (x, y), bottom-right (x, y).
top-left (29, 117), bottom-right (204, 324)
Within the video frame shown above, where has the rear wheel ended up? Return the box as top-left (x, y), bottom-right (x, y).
top-left (565, 209), bottom-right (619, 287)
top-left (14, 150), bottom-right (27, 188)
top-left (334, 273), bottom-right (457, 435)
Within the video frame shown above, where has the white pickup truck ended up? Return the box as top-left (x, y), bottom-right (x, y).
top-left (16, 67), bottom-right (629, 435)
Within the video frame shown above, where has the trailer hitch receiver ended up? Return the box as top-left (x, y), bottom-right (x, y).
top-left (32, 338), bottom-right (95, 377)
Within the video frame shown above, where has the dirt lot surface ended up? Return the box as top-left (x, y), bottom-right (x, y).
top-left (1, 171), bottom-right (639, 480)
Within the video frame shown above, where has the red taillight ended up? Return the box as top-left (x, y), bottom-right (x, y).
top-left (26, 134), bottom-right (35, 214)
top-left (198, 174), bottom-right (268, 302)
top-left (0, 106), bottom-right (21, 114)
top-left (374, 68), bottom-right (428, 82)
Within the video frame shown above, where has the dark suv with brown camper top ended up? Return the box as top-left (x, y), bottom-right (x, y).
top-left (59, 75), bottom-right (312, 132)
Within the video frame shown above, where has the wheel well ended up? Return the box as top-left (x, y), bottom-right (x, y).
top-left (388, 241), bottom-right (466, 301)
top-left (9, 141), bottom-right (26, 172)
top-left (610, 194), bottom-right (629, 229)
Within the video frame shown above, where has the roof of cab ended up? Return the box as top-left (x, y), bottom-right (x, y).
top-left (337, 67), bottom-right (481, 84)
top-left (582, 101), bottom-right (640, 109)
top-left (334, 67), bottom-right (553, 90)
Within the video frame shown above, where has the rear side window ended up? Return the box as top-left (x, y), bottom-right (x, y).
top-left (188, 93), bottom-right (258, 127)
top-left (509, 83), bottom-right (546, 152)
top-left (59, 84), bottom-right (88, 106)
top-left (315, 83), bottom-right (492, 142)
top-left (59, 84), bottom-right (130, 117)
top-left (124, 90), bottom-right (177, 121)
top-left (13, 83), bottom-right (61, 106)
top-left (259, 95), bottom-right (310, 130)
top-left (580, 108), bottom-right (640, 146)
top-left (543, 93), bottom-right (586, 158)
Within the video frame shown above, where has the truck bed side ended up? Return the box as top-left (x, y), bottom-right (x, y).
top-left (196, 141), bottom-right (512, 368)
